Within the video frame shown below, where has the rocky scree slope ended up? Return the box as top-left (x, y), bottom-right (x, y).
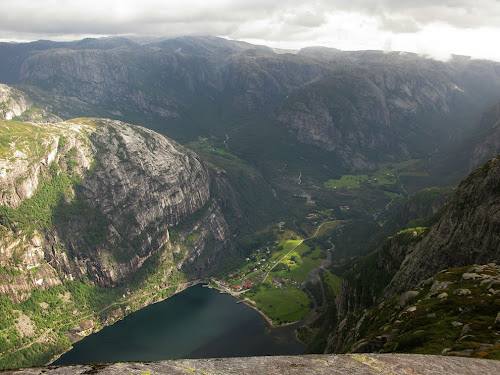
top-left (322, 156), bottom-right (500, 356)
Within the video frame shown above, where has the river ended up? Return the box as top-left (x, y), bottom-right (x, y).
top-left (52, 284), bottom-right (305, 365)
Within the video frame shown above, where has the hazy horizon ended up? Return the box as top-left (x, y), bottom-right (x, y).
top-left (1, 0), bottom-right (500, 62)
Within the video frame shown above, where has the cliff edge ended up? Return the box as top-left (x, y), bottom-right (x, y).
top-left (1, 354), bottom-right (500, 375)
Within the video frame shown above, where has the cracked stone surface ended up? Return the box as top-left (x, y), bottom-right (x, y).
top-left (2, 354), bottom-right (500, 375)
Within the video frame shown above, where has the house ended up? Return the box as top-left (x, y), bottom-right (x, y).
top-left (242, 279), bottom-right (254, 289)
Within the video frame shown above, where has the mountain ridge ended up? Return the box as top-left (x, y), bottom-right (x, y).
top-left (318, 155), bottom-right (500, 357)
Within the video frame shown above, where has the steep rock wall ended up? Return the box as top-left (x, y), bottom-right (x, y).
top-left (0, 116), bottom-right (229, 292)
top-left (384, 156), bottom-right (500, 297)
top-left (0, 84), bottom-right (32, 120)
top-left (324, 156), bottom-right (500, 354)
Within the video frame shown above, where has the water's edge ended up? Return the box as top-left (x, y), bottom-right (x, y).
top-left (52, 284), bottom-right (305, 365)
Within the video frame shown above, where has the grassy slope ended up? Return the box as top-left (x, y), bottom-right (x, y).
top-left (350, 264), bottom-right (500, 360)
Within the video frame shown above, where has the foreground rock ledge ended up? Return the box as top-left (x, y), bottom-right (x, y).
top-left (2, 354), bottom-right (500, 375)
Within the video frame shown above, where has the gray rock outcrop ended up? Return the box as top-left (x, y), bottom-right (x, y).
top-left (0, 84), bottom-right (32, 119)
top-left (0, 117), bottom-right (230, 289)
top-left (385, 156), bottom-right (500, 297)
top-left (3, 354), bottom-right (500, 375)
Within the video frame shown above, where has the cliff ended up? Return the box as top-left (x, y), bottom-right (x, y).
top-left (0, 117), bottom-right (227, 287)
top-left (0, 109), bottom-right (231, 368)
top-left (0, 85), bottom-right (31, 120)
top-left (469, 103), bottom-right (500, 171)
top-left (275, 65), bottom-right (465, 169)
top-left (328, 264), bottom-right (500, 358)
top-left (2, 36), bottom-right (500, 173)
top-left (323, 156), bottom-right (500, 356)
top-left (385, 156), bottom-right (500, 297)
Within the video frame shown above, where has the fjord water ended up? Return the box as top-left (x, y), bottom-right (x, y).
top-left (53, 284), bottom-right (305, 365)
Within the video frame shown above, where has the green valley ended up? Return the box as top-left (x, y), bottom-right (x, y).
top-left (209, 220), bottom-right (342, 325)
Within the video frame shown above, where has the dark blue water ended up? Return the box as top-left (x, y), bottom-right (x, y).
top-left (53, 284), bottom-right (305, 365)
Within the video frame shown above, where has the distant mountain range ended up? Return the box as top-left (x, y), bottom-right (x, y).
top-left (2, 36), bottom-right (500, 174)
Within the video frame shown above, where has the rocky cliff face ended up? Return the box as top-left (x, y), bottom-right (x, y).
top-left (384, 156), bottom-right (500, 297)
top-left (222, 49), bottom-right (331, 111)
top-left (0, 84), bottom-right (32, 120)
top-left (275, 65), bottom-right (466, 169)
top-left (469, 103), bottom-right (500, 171)
top-left (55, 118), bottom-right (222, 286)
top-left (324, 156), bottom-right (500, 354)
top-left (376, 187), bottom-right (454, 235)
top-left (0, 115), bottom-right (231, 291)
top-left (0, 96), bottom-right (234, 368)
top-left (82, 119), bottom-right (210, 231)
top-left (15, 38), bottom-right (332, 118)
top-left (18, 49), bottom-right (180, 120)
top-left (0, 86), bottom-right (233, 295)
top-left (4, 36), bottom-right (500, 172)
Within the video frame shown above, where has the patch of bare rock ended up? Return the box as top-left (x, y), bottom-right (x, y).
top-left (2, 354), bottom-right (500, 375)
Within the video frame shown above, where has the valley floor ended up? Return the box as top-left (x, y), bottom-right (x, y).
top-left (208, 220), bottom-right (341, 327)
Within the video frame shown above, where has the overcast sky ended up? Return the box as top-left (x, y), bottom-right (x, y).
top-left (2, 0), bottom-right (500, 61)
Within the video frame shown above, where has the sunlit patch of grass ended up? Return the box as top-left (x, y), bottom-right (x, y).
top-left (246, 283), bottom-right (310, 324)
top-left (322, 270), bottom-right (342, 296)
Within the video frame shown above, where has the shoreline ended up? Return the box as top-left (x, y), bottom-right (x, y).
top-left (45, 280), bottom-right (200, 366)
top-left (239, 298), bottom-right (275, 327)
top-left (47, 281), bottom-right (305, 366)
top-left (203, 281), bottom-right (302, 329)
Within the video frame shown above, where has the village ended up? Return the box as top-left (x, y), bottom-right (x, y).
top-left (208, 246), bottom-right (277, 295)
top-left (209, 236), bottom-right (305, 292)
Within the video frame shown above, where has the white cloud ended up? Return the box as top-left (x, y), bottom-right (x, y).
top-left (0, 0), bottom-right (500, 61)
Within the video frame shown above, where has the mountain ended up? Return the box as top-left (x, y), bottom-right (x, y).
top-left (470, 103), bottom-right (500, 170)
top-left (2, 36), bottom-right (500, 175)
top-left (332, 263), bottom-right (500, 358)
top-left (426, 101), bottom-right (500, 185)
top-left (0, 88), bottom-right (238, 368)
top-left (275, 65), bottom-right (461, 169)
top-left (0, 84), bottom-right (32, 119)
top-left (313, 155), bottom-right (500, 358)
